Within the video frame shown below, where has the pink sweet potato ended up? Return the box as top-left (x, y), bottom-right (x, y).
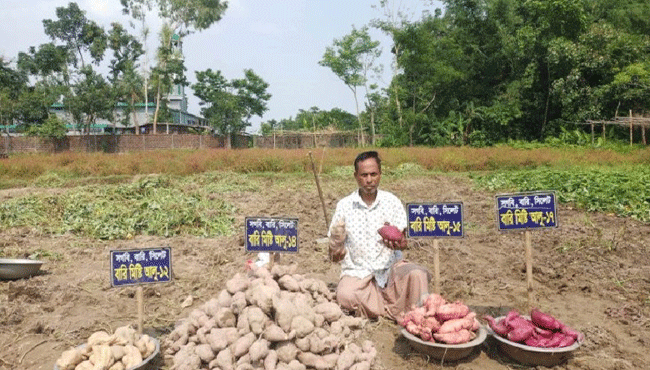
top-left (437, 313), bottom-right (475, 334)
top-left (435, 301), bottom-right (470, 321)
top-left (433, 329), bottom-right (474, 344)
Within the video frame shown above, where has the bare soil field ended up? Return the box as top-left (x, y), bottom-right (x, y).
top-left (1, 172), bottom-right (649, 370)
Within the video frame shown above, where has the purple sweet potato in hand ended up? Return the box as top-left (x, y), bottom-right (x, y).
top-left (378, 224), bottom-right (403, 241)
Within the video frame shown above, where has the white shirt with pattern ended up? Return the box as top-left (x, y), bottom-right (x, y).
top-left (328, 188), bottom-right (407, 288)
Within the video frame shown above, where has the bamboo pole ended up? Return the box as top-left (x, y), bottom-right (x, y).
top-left (433, 239), bottom-right (440, 294)
top-left (137, 286), bottom-right (144, 335)
top-left (525, 230), bottom-right (534, 309)
top-left (308, 152), bottom-right (330, 230)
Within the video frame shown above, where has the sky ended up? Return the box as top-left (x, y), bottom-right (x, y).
top-left (0, 0), bottom-right (443, 133)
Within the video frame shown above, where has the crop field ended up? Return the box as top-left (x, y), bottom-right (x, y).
top-left (0, 146), bottom-right (649, 370)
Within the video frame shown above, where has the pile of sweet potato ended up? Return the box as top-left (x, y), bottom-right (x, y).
top-left (484, 308), bottom-right (584, 348)
top-left (163, 263), bottom-right (377, 370)
top-left (397, 293), bottom-right (480, 345)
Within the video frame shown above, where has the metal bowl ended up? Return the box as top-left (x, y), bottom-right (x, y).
top-left (487, 316), bottom-right (583, 367)
top-left (0, 258), bottom-right (44, 280)
top-left (401, 326), bottom-right (488, 362)
top-left (54, 337), bottom-right (160, 370)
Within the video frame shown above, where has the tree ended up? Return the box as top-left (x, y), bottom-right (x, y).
top-left (0, 58), bottom-right (27, 126)
top-left (65, 66), bottom-right (114, 135)
top-left (42, 2), bottom-right (107, 69)
top-left (107, 22), bottom-right (145, 133)
top-left (121, 0), bottom-right (228, 133)
top-left (193, 68), bottom-right (270, 148)
top-left (320, 26), bottom-right (381, 145)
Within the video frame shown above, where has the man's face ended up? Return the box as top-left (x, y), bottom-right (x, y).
top-left (354, 157), bottom-right (381, 198)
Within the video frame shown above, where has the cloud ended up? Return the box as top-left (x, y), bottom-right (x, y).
top-left (81, 0), bottom-right (123, 21)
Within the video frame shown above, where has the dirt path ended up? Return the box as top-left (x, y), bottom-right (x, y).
top-left (1, 172), bottom-right (649, 369)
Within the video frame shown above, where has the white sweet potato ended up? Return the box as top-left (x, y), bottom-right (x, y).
top-left (272, 296), bottom-right (298, 332)
top-left (56, 347), bottom-right (85, 370)
top-left (297, 352), bottom-right (338, 370)
top-left (215, 347), bottom-right (235, 370)
top-left (110, 345), bottom-right (125, 361)
top-left (74, 360), bottom-right (94, 370)
top-left (203, 297), bottom-right (222, 317)
top-left (275, 341), bottom-right (298, 363)
top-left (249, 338), bottom-right (270, 362)
top-left (231, 291), bottom-right (248, 315)
top-left (87, 331), bottom-right (112, 347)
top-left (205, 330), bottom-right (229, 352)
top-left (336, 346), bottom-right (358, 370)
top-left (314, 314), bottom-right (325, 328)
top-left (270, 263), bottom-right (298, 278)
top-left (263, 323), bottom-right (291, 342)
top-left (232, 332), bottom-right (256, 358)
top-left (113, 326), bottom-right (138, 346)
top-left (286, 359), bottom-right (307, 370)
top-left (349, 361), bottom-right (371, 370)
top-left (264, 349), bottom-right (278, 370)
top-left (278, 275), bottom-right (301, 292)
top-left (314, 302), bottom-right (343, 323)
top-left (247, 306), bottom-right (270, 335)
top-left (195, 343), bottom-right (215, 363)
top-left (226, 273), bottom-right (251, 294)
top-left (107, 361), bottom-right (125, 370)
top-left (246, 283), bottom-right (278, 314)
top-left (121, 344), bottom-right (143, 369)
top-left (89, 344), bottom-right (114, 370)
top-left (290, 315), bottom-right (315, 338)
top-left (294, 336), bottom-right (310, 352)
top-left (218, 289), bottom-right (233, 308)
top-left (214, 307), bottom-right (237, 328)
top-left (292, 295), bottom-right (316, 324)
top-left (135, 334), bottom-right (156, 358)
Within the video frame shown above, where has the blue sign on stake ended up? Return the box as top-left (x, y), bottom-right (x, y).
top-left (406, 202), bottom-right (464, 238)
top-left (110, 247), bottom-right (172, 287)
top-left (245, 217), bottom-right (299, 253)
top-left (495, 191), bottom-right (558, 231)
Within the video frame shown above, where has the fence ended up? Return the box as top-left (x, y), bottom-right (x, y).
top-left (1, 131), bottom-right (360, 155)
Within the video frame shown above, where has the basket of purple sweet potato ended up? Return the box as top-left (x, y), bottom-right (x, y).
top-left (484, 308), bottom-right (584, 366)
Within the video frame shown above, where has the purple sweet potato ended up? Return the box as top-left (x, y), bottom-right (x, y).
top-left (377, 224), bottom-right (403, 241)
top-left (507, 326), bottom-right (534, 343)
top-left (484, 315), bottom-right (510, 337)
top-left (530, 308), bottom-right (562, 331)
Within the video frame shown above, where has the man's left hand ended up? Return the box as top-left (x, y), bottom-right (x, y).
top-left (382, 228), bottom-right (407, 250)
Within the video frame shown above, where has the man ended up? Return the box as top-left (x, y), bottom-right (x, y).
top-left (328, 151), bottom-right (431, 320)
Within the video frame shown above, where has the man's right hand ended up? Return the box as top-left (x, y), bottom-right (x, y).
top-left (329, 220), bottom-right (346, 262)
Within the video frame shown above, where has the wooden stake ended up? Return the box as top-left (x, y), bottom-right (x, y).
top-left (137, 286), bottom-right (144, 335)
top-left (525, 230), bottom-right (534, 309)
top-left (433, 239), bottom-right (440, 295)
top-left (308, 152), bottom-right (330, 230)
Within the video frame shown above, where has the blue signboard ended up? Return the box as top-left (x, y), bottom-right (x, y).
top-left (245, 217), bottom-right (299, 253)
top-left (406, 202), bottom-right (464, 238)
top-left (496, 191), bottom-right (558, 231)
top-left (110, 247), bottom-right (172, 287)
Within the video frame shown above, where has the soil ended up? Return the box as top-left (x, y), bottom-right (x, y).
top-left (1, 172), bottom-right (649, 370)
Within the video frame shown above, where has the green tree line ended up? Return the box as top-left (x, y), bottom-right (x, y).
top-left (311, 0), bottom-right (650, 147)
